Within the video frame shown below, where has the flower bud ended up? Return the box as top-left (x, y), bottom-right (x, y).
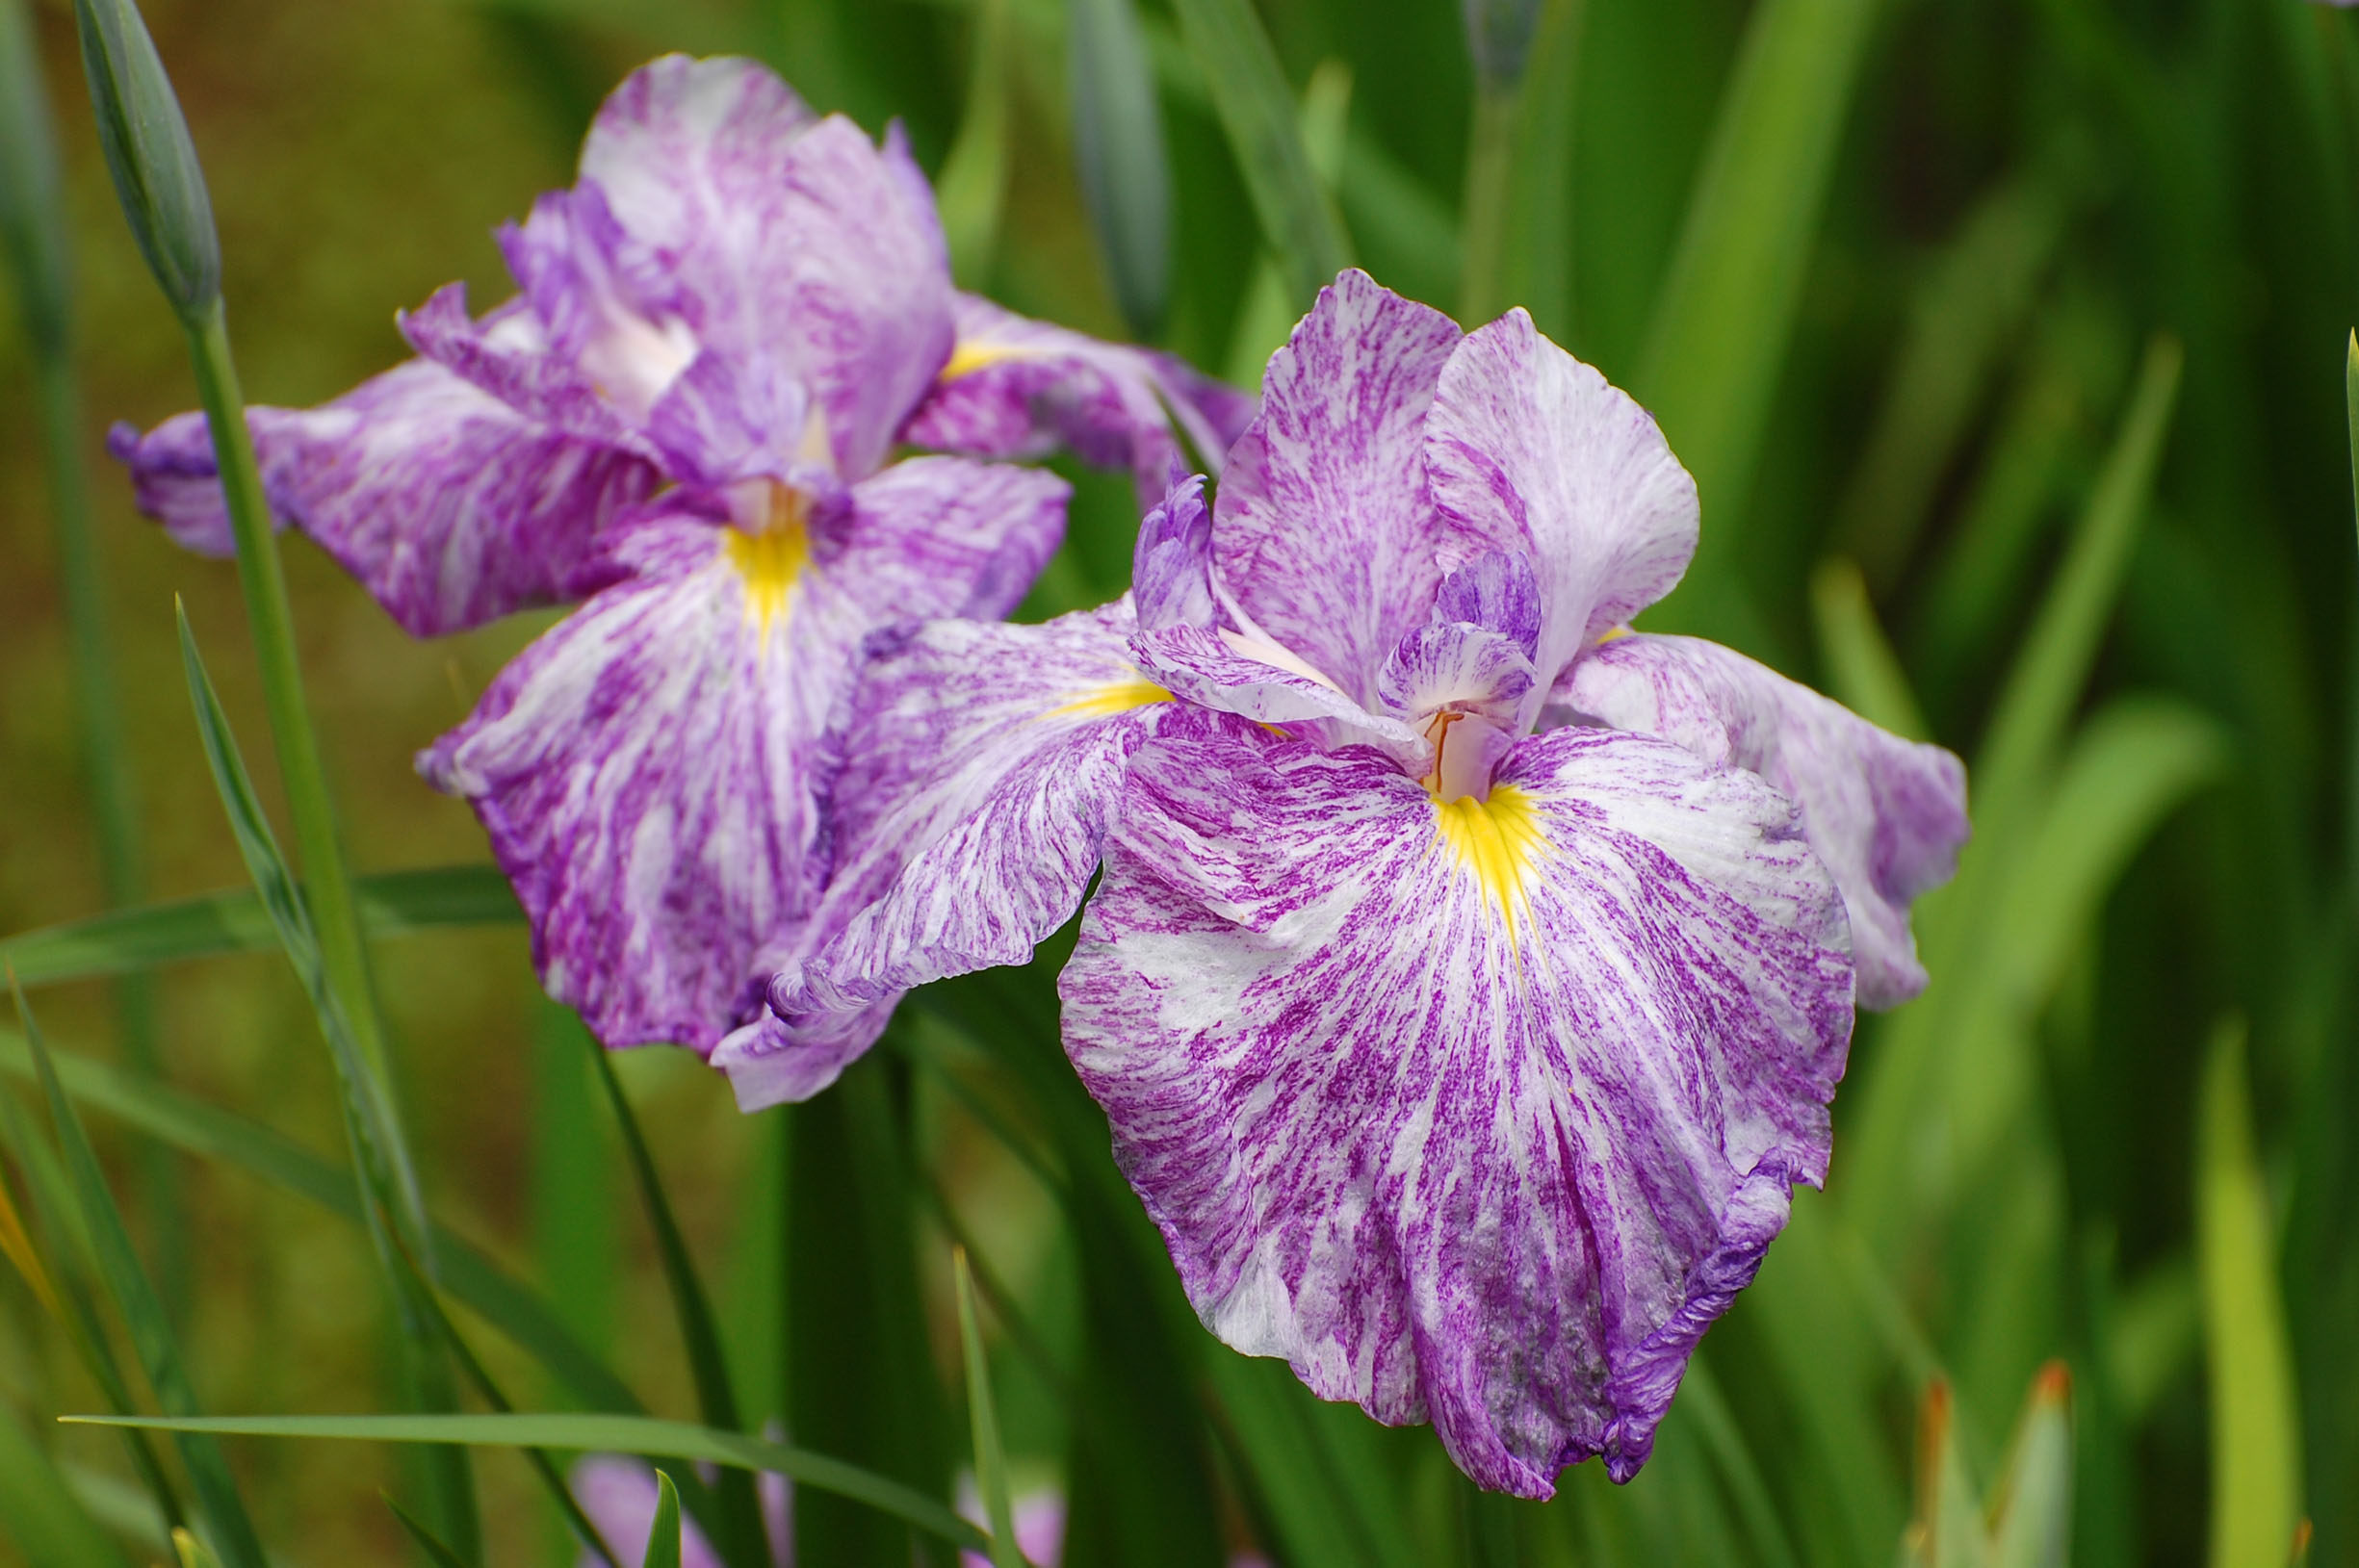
top-left (72, 0), bottom-right (219, 319)
top-left (1460, 0), bottom-right (1542, 90)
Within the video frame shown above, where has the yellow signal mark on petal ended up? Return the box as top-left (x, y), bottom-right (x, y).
top-left (722, 488), bottom-right (813, 641)
top-left (1433, 784), bottom-right (1546, 943)
top-left (940, 338), bottom-right (1038, 381)
top-left (1044, 678), bottom-right (1174, 720)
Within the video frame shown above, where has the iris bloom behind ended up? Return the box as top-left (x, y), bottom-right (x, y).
top-left (110, 55), bottom-right (1251, 1054)
top-left (727, 271), bottom-right (1967, 1496)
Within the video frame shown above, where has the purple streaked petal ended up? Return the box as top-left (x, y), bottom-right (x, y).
top-left (828, 455), bottom-right (1070, 624)
top-left (401, 283), bottom-right (655, 456)
top-left (1433, 549), bottom-right (1542, 658)
top-left (1556, 632), bottom-right (1968, 1008)
top-left (105, 357), bottom-right (660, 636)
top-left (1061, 723), bottom-right (1852, 1495)
top-left (902, 292), bottom-right (1256, 502)
top-left (1424, 309), bottom-right (1698, 687)
top-left (1131, 622), bottom-right (1427, 764)
top-left (1212, 270), bottom-right (1480, 703)
top-left (714, 601), bottom-right (1165, 1109)
top-left (572, 56), bottom-right (954, 478)
top-left (1375, 621), bottom-right (1537, 732)
top-left (1132, 471), bottom-right (1216, 632)
top-left (419, 506), bottom-right (872, 1051)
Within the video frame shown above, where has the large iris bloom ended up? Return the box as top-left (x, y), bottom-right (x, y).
top-left (727, 271), bottom-right (1967, 1494)
top-left (111, 56), bottom-right (1250, 1052)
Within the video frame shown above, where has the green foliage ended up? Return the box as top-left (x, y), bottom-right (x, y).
top-left (3, 0), bottom-right (2351, 1561)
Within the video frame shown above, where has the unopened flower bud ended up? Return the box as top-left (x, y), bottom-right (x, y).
top-left (72, 0), bottom-right (219, 319)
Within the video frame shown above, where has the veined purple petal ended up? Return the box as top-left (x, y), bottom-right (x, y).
top-left (1556, 632), bottom-right (1968, 1008)
top-left (419, 504), bottom-right (872, 1052)
top-left (1132, 471), bottom-right (1217, 632)
top-left (1062, 722), bottom-right (1852, 1495)
top-left (902, 292), bottom-right (1256, 502)
top-left (828, 455), bottom-right (1070, 624)
top-left (401, 284), bottom-right (655, 458)
top-left (1424, 309), bottom-right (1698, 687)
top-left (108, 354), bottom-right (660, 636)
top-left (714, 601), bottom-right (1168, 1109)
top-left (1131, 622), bottom-right (1428, 765)
top-left (567, 56), bottom-right (955, 479)
top-left (1213, 270), bottom-right (1481, 703)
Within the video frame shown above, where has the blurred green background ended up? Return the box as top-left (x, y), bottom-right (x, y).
top-left (0, 0), bottom-right (2352, 1562)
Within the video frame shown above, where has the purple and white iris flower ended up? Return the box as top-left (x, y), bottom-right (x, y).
top-left (724, 271), bottom-right (1968, 1495)
top-left (110, 55), bottom-right (1251, 1054)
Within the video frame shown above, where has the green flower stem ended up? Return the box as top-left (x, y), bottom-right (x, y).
top-left (179, 295), bottom-right (480, 1559)
top-left (1456, 84), bottom-right (1516, 328)
top-left (181, 298), bottom-right (395, 1105)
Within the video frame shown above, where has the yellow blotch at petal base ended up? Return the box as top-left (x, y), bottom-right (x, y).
top-left (940, 339), bottom-right (1034, 381)
top-left (1045, 679), bottom-right (1174, 719)
top-left (1433, 784), bottom-right (1546, 939)
top-left (723, 518), bottom-right (811, 639)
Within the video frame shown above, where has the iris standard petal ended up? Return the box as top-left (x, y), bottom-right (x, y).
top-left (1556, 631), bottom-right (1969, 1008)
top-left (1130, 471), bottom-right (1217, 632)
top-left (1061, 722), bottom-right (1852, 1496)
top-left (572, 55), bottom-right (955, 478)
top-left (903, 292), bottom-right (1257, 502)
top-left (1424, 308), bottom-right (1698, 687)
top-left (109, 353), bottom-right (659, 636)
top-left (715, 601), bottom-right (1171, 1109)
top-left (1131, 622), bottom-right (1428, 763)
top-left (419, 506), bottom-right (864, 1052)
top-left (1211, 270), bottom-right (1479, 702)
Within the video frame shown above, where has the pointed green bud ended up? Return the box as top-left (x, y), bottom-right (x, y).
top-left (71, 0), bottom-right (218, 319)
top-left (0, 0), bottom-right (73, 355)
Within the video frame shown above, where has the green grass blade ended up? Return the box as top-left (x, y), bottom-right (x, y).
top-left (955, 1249), bottom-right (1024, 1568)
top-left (1676, 1357), bottom-right (1802, 1568)
top-left (1070, 0), bottom-right (1172, 334)
top-left (2195, 1018), bottom-right (2304, 1568)
top-left (644, 1471), bottom-right (685, 1568)
top-left (0, 865), bottom-right (521, 990)
top-left (1632, 0), bottom-right (1882, 645)
top-left (170, 1525), bottom-right (225, 1568)
top-left (1807, 555), bottom-right (1930, 740)
top-left (385, 1497), bottom-right (471, 1568)
top-left (1223, 58), bottom-right (1350, 385)
top-left (786, 1054), bottom-right (951, 1568)
top-left (936, 0), bottom-right (1011, 287)
top-left (587, 1038), bottom-right (768, 1568)
top-left (0, 1024), bottom-right (642, 1417)
top-left (1336, 127), bottom-right (1460, 309)
top-left (11, 985), bottom-right (267, 1568)
top-left (1201, 1352), bottom-right (1418, 1568)
top-left (1168, 0), bottom-right (1351, 305)
top-left (1985, 1365), bottom-right (2072, 1568)
top-left (0, 1398), bottom-right (132, 1568)
top-left (63, 1412), bottom-right (990, 1553)
top-left (1971, 334), bottom-right (2183, 831)
top-left (1834, 165), bottom-right (2074, 591)
top-left (2346, 329), bottom-right (2357, 546)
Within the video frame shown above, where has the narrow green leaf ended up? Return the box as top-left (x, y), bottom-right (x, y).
top-left (170, 1525), bottom-right (225, 1568)
top-left (0, 1400), bottom-right (132, 1568)
top-left (68, 0), bottom-right (219, 316)
top-left (1972, 334), bottom-right (2183, 832)
top-left (0, 866), bottom-right (520, 990)
top-left (1633, 0), bottom-right (1882, 645)
top-left (1676, 1358), bottom-right (1802, 1568)
top-left (384, 1498), bottom-right (471, 1568)
top-left (955, 1250), bottom-right (1024, 1568)
top-left (1835, 165), bottom-right (2074, 590)
top-left (2346, 329), bottom-right (2357, 553)
top-left (2196, 1018), bottom-right (2304, 1568)
top-left (936, 0), bottom-right (1011, 287)
top-left (644, 1472), bottom-right (685, 1568)
top-left (1070, 0), bottom-right (1171, 333)
top-left (0, 1024), bottom-right (643, 1417)
top-left (11, 983), bottom-right (267, 1568)
top-left (62, 1412), bottom-right (989, 1553)
top-left (786, 1054), bottom-right (950, 1568)
top-left (1202, 1352), bottom-right (1418, 1568)
top-left (1807, 555), bottom-right (1930, 741)
top-left (1168, 0), bottom-right (1351, 305)
top-left (1902, 1380), bottom-right (1987, 1568)
top-left (1985, 1364), bottom-right (2073, 1568)
top-left (1223, 60), bottom-right (1351, 388)
top-left (588, 1039), bottom-right (769, 1568)
top-left (0, 0), bottom-right (72, 353)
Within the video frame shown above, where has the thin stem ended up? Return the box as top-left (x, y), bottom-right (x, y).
top-left (1457, 84), bottom-right (1516, 326)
